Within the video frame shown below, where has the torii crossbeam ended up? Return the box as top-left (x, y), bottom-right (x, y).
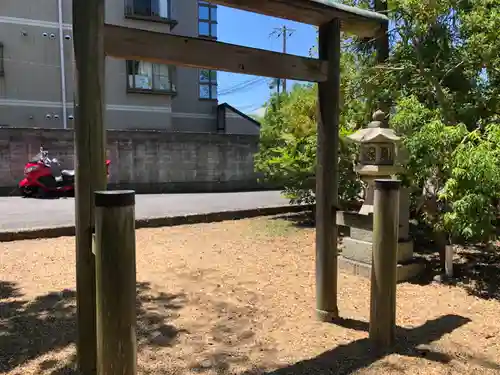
top-left (72, 1), bottom-right (388, 374)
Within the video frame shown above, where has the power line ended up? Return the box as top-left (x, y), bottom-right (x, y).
top-left (236, 103), bottom-right (264, 110)
top-left (218, 77), bottom-right (267, 96)
top-left (217, 76), bottom-right (262, 93)
top-left (218, 77), bottom-right (263, 94)
top-left (269, 25), bottom-right (295, 93)
top-left (219, 76), bottom-right (266, 92)
top-left (246, 105), bottom-right (265, 114)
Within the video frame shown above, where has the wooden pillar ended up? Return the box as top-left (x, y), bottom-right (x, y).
top-left (374, 0), bottom-right (390, 125)
top-left (374, 0), bottom-right (389, 63)
top-left (369, 179), bottom-right (400, 347)
top-left (445, 245), bottom-right (454, 278)
top-left (95, 191), bottom-right (137, 375)
top-left (72, 0), bottom-right (107, 373)
top-left (315, 18), bottom-right (341, 322)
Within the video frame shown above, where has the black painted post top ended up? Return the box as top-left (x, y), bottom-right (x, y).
top-left (374, 179), bottom-right (401, 191)
top-left (94, 190), bottom-right (136, 207)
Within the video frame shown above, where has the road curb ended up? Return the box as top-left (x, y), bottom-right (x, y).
top-left (0, 204), bottom-right (313, 242)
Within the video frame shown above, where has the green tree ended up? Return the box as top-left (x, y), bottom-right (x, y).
top-left (341, 0), bottom-right (500, 129)
top-left (256, 0), bottom-right (500, 246)
top-left (255, 83), bottom-right (362, 207)
top-left (440, 125), bottom-right (500, 242)
top-left (390, 96), bottom-right (469, 230)
top-left (348, 0), bottom-right (500, 245)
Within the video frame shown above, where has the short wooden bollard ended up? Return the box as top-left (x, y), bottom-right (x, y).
top-left (369, 179), bottom-right (400, 347)
top-left (94, 190), bottom-right (137, 375)
top-left (445, 245), bottom-right (454, 278)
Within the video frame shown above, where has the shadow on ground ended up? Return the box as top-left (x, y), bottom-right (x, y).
top-left (272, 212), bottom-right (500, 302)
top-left (0, 280), bottom-right (186, 374)
top-left (175, 269), bottom-right (497, 374)
top-left (407, 221), bottom-right (500, 301)
top-left (270, 212), bottom-right (315, 228)
top-left (452, 245), bottom-right (500, 300)
top-left (268, 212), bottom-right (351, 238)
top-left (2, 276), bottom-right (498, 374)
top-left (240, 315), bottom-right (500, 374)
top-left (0, 271), bottom-right (275, 375)
top-left (176, 268), bottom-right (278, 374)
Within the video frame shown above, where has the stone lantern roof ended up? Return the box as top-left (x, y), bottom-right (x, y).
top-left (347, 110), bottom-right (401, 144)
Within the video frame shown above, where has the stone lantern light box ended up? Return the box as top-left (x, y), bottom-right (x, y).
top-left (347, 110), bottom-right (403, 215)
top-left (349, 110), bottom-right (401, 170)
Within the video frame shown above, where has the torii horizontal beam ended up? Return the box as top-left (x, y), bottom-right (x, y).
top-left (104, 24), bottom-right (328, 82)
top-left (208, 0), bottom-right (388, 37)
top-left (103, 1), bottom-right (388, 80)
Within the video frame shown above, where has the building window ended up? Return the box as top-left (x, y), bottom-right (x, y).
top-left (0, 42), bottom-right (4, 76)
top-left (126, 60), bottom-right (176, 94)
top-left (199, 69), bottom-right (217, 100)
top-left (198, 1), bottom-right (217, 39)
top-left (125, 0), bottom-right (171, 20)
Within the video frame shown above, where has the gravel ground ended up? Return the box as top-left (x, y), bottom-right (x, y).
top-left (1, 217), bottom-right (499, 374)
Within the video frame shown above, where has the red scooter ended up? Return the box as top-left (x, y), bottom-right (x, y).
top-left (19, 146), bottom-right (111, 198)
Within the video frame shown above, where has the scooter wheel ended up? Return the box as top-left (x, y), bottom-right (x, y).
top-left (20, 187), bottom-right (30, 198)
top-left (20, 186), bottom-right (37, 198)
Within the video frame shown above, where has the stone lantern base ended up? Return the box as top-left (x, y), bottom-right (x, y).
top-left (336, 198), bottom-right (426, 283)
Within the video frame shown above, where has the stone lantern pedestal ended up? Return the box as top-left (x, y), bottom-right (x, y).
top-left (337, 111), bottom-right (425, 282)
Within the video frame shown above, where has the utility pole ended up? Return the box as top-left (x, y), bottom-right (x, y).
top-left (268, 78), bottom-right (282, 109)
top-left (269, 78), bottom-right (281, 96)
top-left (270, 25), bottom-right (295, 93)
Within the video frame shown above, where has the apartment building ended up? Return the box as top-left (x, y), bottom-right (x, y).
top-left (0, 0), bottom-right (259, 134)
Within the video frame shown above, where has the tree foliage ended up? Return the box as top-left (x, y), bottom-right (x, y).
top-left (440, 125), bottom-right (500, 242)
top-left (256, 0), bottom-right (500, 243)
top-left (255, 83), bottom-right (362, 206)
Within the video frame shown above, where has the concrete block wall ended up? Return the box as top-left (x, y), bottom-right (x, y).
top-left (0, 127), bottom-right (262, 194)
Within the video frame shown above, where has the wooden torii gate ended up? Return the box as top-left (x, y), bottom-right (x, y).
top-left (72, 0), bottom-right (388, 373)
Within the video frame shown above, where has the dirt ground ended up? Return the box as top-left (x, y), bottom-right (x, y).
top-left (1, 215), bottom-right (500, 375)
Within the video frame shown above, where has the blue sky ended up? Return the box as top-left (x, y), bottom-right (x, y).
top-left (216, 6), bottom-right (318, 116)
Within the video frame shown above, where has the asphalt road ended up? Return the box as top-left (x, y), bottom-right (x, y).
top-left (0, 191), bottom-right (289, 232)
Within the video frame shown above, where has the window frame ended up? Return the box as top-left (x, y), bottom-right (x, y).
top-left (198, 69), bottom-right (217, 101)
top-left (0, 42), bottom-right (4, 77)
top-left (124, 0), bottom-right (177, 28)
top-left (197, 1), bottom-right (217, 40)
top-left (126, 60), bottom-right (177, 96)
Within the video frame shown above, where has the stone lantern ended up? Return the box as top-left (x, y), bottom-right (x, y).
top-left (337, 110), bottom-right (424, 282)
top-left (347, 110), bottom-right (402, 215)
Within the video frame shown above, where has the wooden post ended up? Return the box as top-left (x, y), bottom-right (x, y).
top-left (374, 0), bottom-right (390, 124)
top-left (73, 0), bottom-right (107, 373)
top-left (315, 18), bottom-right (341, 322)
top-left (445, 245), bottom-right (454, 278)
top-left (369, 179), bottom-right (400, 347)
top-left (95, 190), bottom-right (137, 375)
